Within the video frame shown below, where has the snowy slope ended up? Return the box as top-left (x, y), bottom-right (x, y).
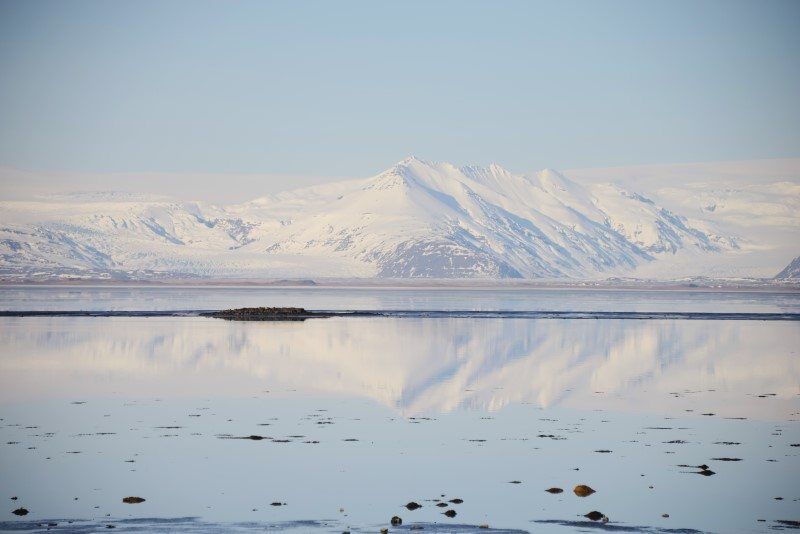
top-left (566, 159), bottom-right (800, 278)
top-left (0, 157), bottom-right (792, 281)
top-left (775, 256), bottom-right (800, 279)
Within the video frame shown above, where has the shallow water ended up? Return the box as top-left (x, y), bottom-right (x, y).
top-left (0, 288), bottom-right (798, 533)
top-left (2, 285), bottom-right (800, 313)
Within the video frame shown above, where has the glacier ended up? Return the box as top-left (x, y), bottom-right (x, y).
top-left (0, 157), bottom-right (796, 281)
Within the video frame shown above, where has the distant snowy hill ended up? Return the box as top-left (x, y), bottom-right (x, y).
top-left (0, 157), bottom-right (797, 281)
top-left (566, 159), bottom-right (800, 279)
top-left (775, 256), bottom-right (800, 279)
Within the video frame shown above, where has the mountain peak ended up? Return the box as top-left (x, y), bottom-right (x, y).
top-left (532, 168), bottom-right (577, 190)
top-left (392, 158), bottom-right (516, 185)
top-left (775, 255), bottom-right (800, 279)
top-left (396, 155), bottom-right (429, 167)
top-left (489, 162), bottom-right (508, 173)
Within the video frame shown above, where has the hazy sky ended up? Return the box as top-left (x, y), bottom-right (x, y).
top-left (1, 0), bottom-right (799, 198)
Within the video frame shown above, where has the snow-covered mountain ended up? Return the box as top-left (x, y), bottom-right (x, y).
top-left (776, 256), bottom-right (800, 279)
top-left (0, 157), bottom-right (795, 281)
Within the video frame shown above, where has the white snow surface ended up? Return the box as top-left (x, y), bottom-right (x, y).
top-left (1, 157), bottom-right (798, 280)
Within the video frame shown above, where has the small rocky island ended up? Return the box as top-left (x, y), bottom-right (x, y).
top-left (201, 307), bottom-right (328, 321)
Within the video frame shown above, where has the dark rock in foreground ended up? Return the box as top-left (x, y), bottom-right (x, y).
top-left (573, 485), bottom-right (595, 497)
top-left (122, 497), bottom-right (145, 504)
top-left (201, 307), bottom-right (326, 321)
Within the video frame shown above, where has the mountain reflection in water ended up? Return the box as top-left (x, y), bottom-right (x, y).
top-left (0, 316), bottom-right (797, 418)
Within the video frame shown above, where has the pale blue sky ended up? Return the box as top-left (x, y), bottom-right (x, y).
top-left (0, 0), bottom-right (799, 189)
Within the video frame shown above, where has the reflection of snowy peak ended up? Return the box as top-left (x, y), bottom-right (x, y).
top-left (4, 316), bottom-right (797, 417)
top-left (0, 157), bottom-right (756, 280)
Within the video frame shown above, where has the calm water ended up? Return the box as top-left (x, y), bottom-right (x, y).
top-left (2, 285), bottom-right (800, 313)
top-left (0, 287), bottom-right (799, 533)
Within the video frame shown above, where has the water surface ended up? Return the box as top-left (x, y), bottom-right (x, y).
top-left (2, 285), bottom-right (799, 313)
top-left (0, 288), bottom-right (798, 533)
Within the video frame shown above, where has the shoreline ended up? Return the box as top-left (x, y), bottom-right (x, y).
top-left (1, 281), bottom-right (799, 294)
top-left (1, 309), bottom-right (799, 321)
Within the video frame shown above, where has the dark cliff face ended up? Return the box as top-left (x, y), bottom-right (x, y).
top-left (775, 255), bottom-right (800, 279)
